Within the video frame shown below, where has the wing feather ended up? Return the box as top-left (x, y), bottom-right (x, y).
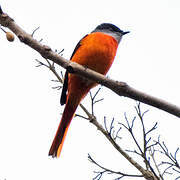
top-left (60, 35), bottom-right (88, 105)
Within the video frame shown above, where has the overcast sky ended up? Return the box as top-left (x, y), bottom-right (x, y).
top-left (0, 0), bottom-right (180, 180)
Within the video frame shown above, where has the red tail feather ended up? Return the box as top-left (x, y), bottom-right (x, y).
top-left (49, 101), bottom-right (78, 157)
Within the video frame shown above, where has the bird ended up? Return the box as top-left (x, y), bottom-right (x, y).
top-left (49, 23), bottom-right (129, 157)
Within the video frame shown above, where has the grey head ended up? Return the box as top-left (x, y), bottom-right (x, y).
top-left (92, 23), bottom-right (129, 44)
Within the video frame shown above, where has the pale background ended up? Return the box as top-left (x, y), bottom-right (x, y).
top-left (0, 0), bottom-right (180, 179)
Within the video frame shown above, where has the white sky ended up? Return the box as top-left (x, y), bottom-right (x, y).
top-left (0, 0), bottom-right (180, 180)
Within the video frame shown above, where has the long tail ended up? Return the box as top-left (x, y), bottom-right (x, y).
top-left (48, 100), bottom-right (78, 158)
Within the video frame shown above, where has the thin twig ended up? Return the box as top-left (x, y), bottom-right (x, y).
top-left (88, 154), bottom-right (143, 179)
top-left (31, 26), bottom-right (40, 37)
top-left (149, 147), bottom-right (164, 180)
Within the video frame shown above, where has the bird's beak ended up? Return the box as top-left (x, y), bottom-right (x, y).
top-left (122, 31), bottom-right (130, 35)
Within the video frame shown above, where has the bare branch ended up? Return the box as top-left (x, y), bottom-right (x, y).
top-left (88, 154), bottom-right (143, 179)
top-left (0, 10), bottom-right (180, 118)
top-left (89, 87), bottom-right (103, 115)
top-left (80, 104), bottom-right (158, 179)
top-left (149, 147), bottom-right (164, 180)
top-left (119, 104), bottom-right (162, 179)
top-left (150, 137), bottom-right (180, 179)
top-left (120, 113), bottom-right (143, 155)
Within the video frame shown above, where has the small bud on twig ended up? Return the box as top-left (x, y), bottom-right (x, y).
top-left (6, 31), bottom-right (14, 42)
top-left (0, 26), bottom-right (15, 42)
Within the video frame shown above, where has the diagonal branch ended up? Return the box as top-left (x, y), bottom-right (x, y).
top-left (81, 103), bottom-right (158, 179)
top-left (0, 8), bottom-right (180, 118)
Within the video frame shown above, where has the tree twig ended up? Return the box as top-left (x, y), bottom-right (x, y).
top-left (88, 154), bottom-right (143, 179)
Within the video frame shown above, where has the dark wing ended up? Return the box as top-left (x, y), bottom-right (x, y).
top-left (60, 71), bottom-right (69, 105)
top-left (60, 34), bottom-right (88, 105)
